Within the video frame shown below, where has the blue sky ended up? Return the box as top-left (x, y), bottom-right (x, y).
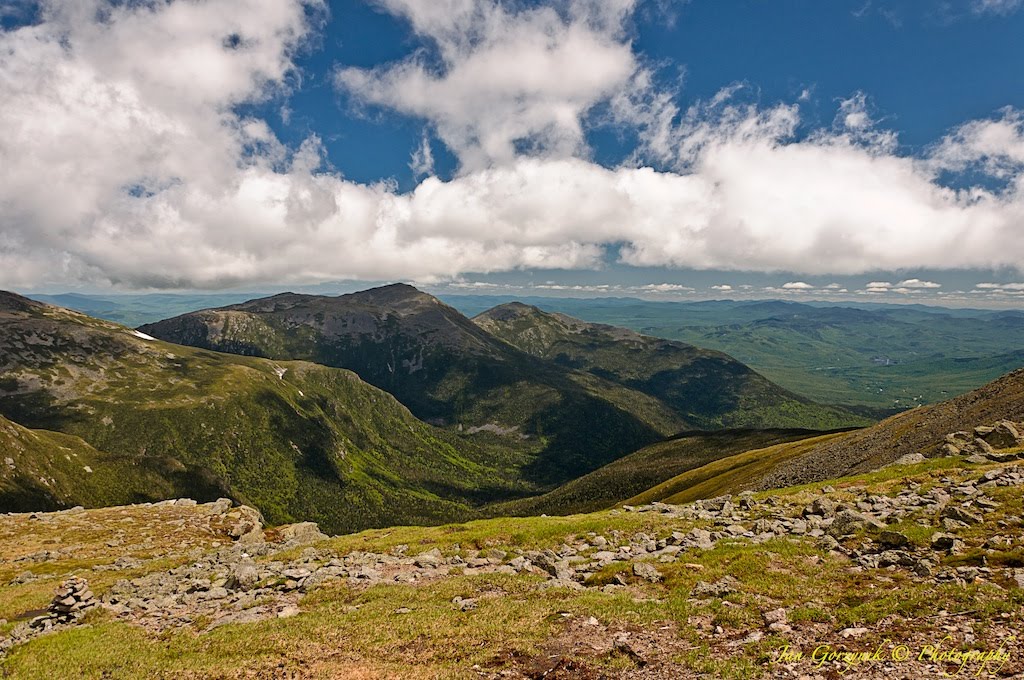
top-left (2, 0), bottom-right (1024, 306)
top-left (269, 0), bottom-right (1024, 188)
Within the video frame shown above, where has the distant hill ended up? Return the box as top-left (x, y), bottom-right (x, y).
top-left (473, 302), bottom-right (860, 430)
top-left (140, 286), bottom-right (864, 483)
top-left (29, 292), bottom-right (262, 328)
top-left (0, 291), bottom-right (535, 533)
top-left (450, 296), bottom-right (1024, 411)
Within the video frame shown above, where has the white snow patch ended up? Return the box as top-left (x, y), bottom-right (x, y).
top-left (132, 330), bottom-right (156, 341)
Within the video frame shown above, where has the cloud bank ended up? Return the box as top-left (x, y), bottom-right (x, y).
top-left (1, 0), bottom-right (1024, 290)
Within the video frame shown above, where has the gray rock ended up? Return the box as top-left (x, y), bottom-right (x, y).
top-left (413, 549), bottom-right (443, 568)
top-left (805, 497), bottom-right (837, 518)
top-left (982, 421), bottom-right (1022, 449)
top-left (196, 498), bottom-right (233, 516)
top-left (877, 530), bottom-right (910, 548)
top-left (452, 596), bottom-right (478, 611)
top-left (692, 576), bottom-right (739, 598)
top-left (931, 532), bottom-right (964, 554)
top-left (941, 506), bottom-right (983, 525)
top-left (828, 510), bottom-right (884, 537)
top-left (632, 562), bottom-right (663, 583)
top-left (225, 506), bottom-right (264, 544)
top-left (683, 528), bottom-right (715, 550)
top-left (274, 522), bottom-right (328, 545)
top-left (987, 451), bottom-right (1021, 463)
top-left (228, 564), bottom-right (259, 591)
top-left (889, 453), bottom-right (926, 466)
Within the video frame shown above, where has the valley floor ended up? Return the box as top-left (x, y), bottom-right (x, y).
top-left (1, 456), bottom-right (1023, 679)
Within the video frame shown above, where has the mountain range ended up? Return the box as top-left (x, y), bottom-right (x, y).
top-left (36, 291), bottom-right (1024, 415)
top-left (138, 285), bottom-right (863, 483)
top-left (3, 284), bottom-right (1024, 537)
top-left (447, 295), bottom-right (1024, 413)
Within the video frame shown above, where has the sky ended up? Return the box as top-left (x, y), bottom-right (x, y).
top-left (2, 0), bottom-right (1024, 306)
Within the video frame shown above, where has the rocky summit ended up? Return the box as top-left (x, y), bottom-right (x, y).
top-left (2, 453), bottom-right (1023, 678)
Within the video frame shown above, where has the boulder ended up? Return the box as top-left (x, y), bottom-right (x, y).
top-left (941, 506), bottom-right (983, 525)
top-left (692, 576), bottom-right (739, 598)
top-left (196, 498), bottom-right (233, 516)
top-left (413, 549), bottom-right (443, 568)
top-left (877, 530), bottom-right (910, 548)
top-left (225, 506), bottom-right (264, 544)
top-left (981, 421), bottom-right (1022, 450)
top-left (227, 563), bottom-right (259, 591)
top-left (888, 453), bottom-right (926, 467)
top-left (931, 533), bottom-right (964, 554)
top-left (632, 562), bottom-right (663, 583)
top-left (273, 522), bottom-right (328, 545)
top-left (804, 497), bottom-right (836, 518)
top-left (827, 510), bottom-right (884, 537)
top-left (683, 528), bottom-right (715, 550)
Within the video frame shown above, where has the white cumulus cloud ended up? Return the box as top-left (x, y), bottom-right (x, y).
top-left (336, 0), bottom-right (640, 170)
top-left (639, 283), bottom-right (695, 293)
top-left (976, 282), bottom-right (1024, 290)
top-left (896, 278), bottom-right (941, 288)
top-left (2, 0), bottom-right (1024, 291)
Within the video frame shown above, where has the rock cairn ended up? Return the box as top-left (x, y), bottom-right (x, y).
top-left (29, 577), bottom-right (97, 630)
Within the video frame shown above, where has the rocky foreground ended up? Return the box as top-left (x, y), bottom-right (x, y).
top-left (1, 454), bottom-right (1024, 678)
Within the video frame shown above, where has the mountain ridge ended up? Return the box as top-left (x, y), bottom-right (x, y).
top-left (0, 290), bottom-right (536, 533)
top-left (140, 285), bottom-right (691, 482)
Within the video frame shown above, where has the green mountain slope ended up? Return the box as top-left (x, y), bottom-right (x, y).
top-left (757, 366), bottom-right (1024, 489)
top-left (139, 286), bottom-right (866, 483)
top-left (0, 292), bottom-right (535, 533)
top-left (0, 413), bottom-right (177, 512)
top-left (472, 302), bottom-right (864, 430)
top-left (489, 428), bottom-right (829, 517)
top-left (138, 285), bottom-right (698, 483)
top-left (623, 367), bottom-right (1024, 505)
top-left (624, 433), bottom-right (848, 506)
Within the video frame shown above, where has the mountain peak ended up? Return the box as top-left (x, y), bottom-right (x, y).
top-left (473, 301), bottom-right (543, 323)
top-left (345, 282), bottom-right (435, 305)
